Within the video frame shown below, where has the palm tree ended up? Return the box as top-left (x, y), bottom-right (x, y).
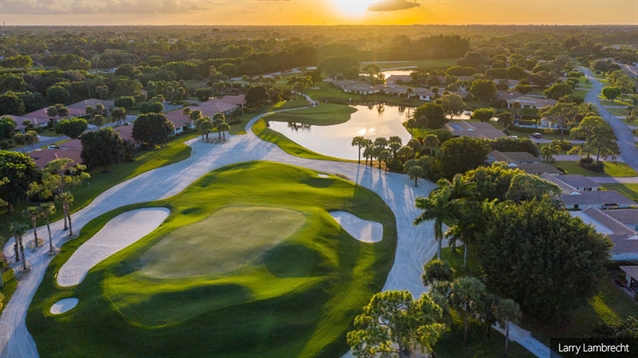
top-left (351, 136), bottom-right (366, 164)
top-left (497, 112), bottom-right (514, 129)
top-left (423, 135), bottom-right (440, 156)
top-left (406, 87), bottom-right (414, 99)
top-left (93, 114), bottom-right (106, 129)
top-left (46, 106), bottom-right (59, 126)
top-left (217, 121), bottom-right (231, 141)
top-left (414, 180), bottom-right (458, 259)
top-left (212, 113), bottom-right (226, 139)
top-left (95, 103), bottom-right (105, 116)
top-left (363, 146), bottom-right (373, 166)
top-left (196, 117), bottom-right (213, 142)
top-left (182, 107), bottom-right (192, 118)
top-left (541, 143), bottom-right (560, 162)
top-left (512, 102), bottom-right (522, 123)
top-left (85, 105), bottom-right (95, 118)
top-left (189, 110), bottom-right (203, 129)
top-left (110, 107), bottom-right (127, 126)
top-left (404, 159), bottom-right (425, 187)
top-left (39, 203), bottom-right (56, 254)
top-left (449, 277), bottom-right (486, 347)
top-left (57, 191), bottom-right (75, 236)
top-left (9, 221), bottom-right (29, 271)
top-left (495, 298), bottom-right (522, 357)
top-left (379, 150), bottom-right (392, 174)
top-left (23, 206), bottom-right (41, 248)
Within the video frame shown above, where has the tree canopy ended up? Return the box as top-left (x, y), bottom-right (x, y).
top-left (132, 113), bottom-right (175, 146)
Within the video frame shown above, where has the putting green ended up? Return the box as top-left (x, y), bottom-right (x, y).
top-left (27, 161), bottom-right (397, 358)
top-left (139, 206), bottom-right (307, 278)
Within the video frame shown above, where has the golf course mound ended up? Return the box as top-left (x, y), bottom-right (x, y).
top-left (27, 161), bottom-right (397, 358)
top-left (139, 206), bottom-right (307, 278)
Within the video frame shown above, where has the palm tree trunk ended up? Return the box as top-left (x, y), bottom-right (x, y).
top-left (31, 217), bottom-right (39, 247)
top-left (464, 242), bottom-right (469, 268)
top-left (437, 236), bottom-right (442, 260)
top-left (14, 242), bottom-right (19, 262)
top-left (504, 322), bottom-right (510, 357)
top-left (358, 147), bottom-right (361, 164)
top-left (18, 236), bottom-right (26, 271)
top-left (63, 211), bottom-right (68, 230)
top-left (414, 177), bottom-right (418, 187)
top-left (464, 313), bottom-right (469, 346)
top-left (67, 206), bottom-right (73, 236)
top-left (45, 213), bottom-right (53, 254)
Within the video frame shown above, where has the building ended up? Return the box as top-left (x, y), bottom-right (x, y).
top-left (445, 122), bottom-right (507, 140)
top-left (28, 139), bottom-right (83, 169)
top-left (487, 150), bottom-right (563, 175)
top-left (620, 266), bottom-right (638, 292)
top-left (571, 207), bottom-right (638, 260)
top-left (539, 173), bottom-right (601, 194)
top-left (506, 96), bottom-right (557, 109)
top-left (560, 190), bottom-right (636, 210)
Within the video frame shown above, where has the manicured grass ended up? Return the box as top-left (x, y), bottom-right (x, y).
top-left (602, 184), bottom-right (638, 201)
top-left (432, 248), bottom-right (536, 358)
top-left (252, 117), bottom-right (347, 162)
top-left (306, 82), bottom-right (422, 107)
top-left (228, 99), bottom-right (310, 135)
top-left (264, 103), bottom-right (356, 126)
top-left (139, 206), bottom-right (307, 278)
top-left (27, 161), bottom-right (398, 358)
top-left (555, 160), bottom-right (637, 177)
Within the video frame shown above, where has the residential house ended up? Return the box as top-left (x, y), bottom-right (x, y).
top-left (385, 74), bottom-right (413, 85)
top-left (571, 207), bottom-right (638, 260)
top-left (506, 96), bottom-right (557, 109)
top-left (606, 209), bottom-right (638, 231)
top-left (445, 122), bottom-right (508, 140)
top-left (539, 173), bottom-right (601, 194)
top-left (560, 190), bottom-right (636, 210)
top-left (28, 139), bottom-right (83, 169)
top-left (488, 150), bottom-right (562, 175)
top-left (620, 266), bottom-right (638, 292)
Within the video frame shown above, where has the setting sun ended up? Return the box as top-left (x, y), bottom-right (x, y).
top-left (331, 0), bottom-right (379, 18)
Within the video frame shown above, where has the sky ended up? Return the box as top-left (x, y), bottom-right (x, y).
top-left (2, 0), bottom-right (637, 26)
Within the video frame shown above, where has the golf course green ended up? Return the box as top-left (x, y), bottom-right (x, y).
top-left (27, 161), bottom-right (397, 358)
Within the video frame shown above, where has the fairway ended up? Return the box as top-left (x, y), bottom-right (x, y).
top-left (139, 206), bottom-right (307, 278)
top-left (27, 161), bottom-right (397, 358)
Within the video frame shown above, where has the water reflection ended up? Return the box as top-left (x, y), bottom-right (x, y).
top-left (268, 105), bottom-right (412, 160)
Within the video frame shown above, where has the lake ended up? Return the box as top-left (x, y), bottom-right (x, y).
top-left (267, 104), bottom-right (413, 160)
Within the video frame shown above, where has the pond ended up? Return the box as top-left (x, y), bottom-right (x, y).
top-left (267, 104), bottom-right (413, 160)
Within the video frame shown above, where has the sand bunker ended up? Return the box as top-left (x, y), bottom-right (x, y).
top-left (50, 298), bottom-right (79, 314)
top-left (57, 208), bottom-right (170, 287)
top-left (317, 173), bottom-right (329, 178)
top-left (330, 211), bottom-right (383, 243)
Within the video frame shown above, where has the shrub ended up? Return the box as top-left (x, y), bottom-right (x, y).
top-left (579, 157), bottom-right (604, 172)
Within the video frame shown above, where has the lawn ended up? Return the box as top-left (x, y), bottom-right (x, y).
top-left (264, 103), bottom-right (356, 126)
top-left (229, 98), bottom-right (310, 135)
top-left (363, 58), bottom-right (458, 70)
top-left (431, 248), bottom-right (536, 358)
top-left (602, 183), bottom-right (638, 201)
top-left (554, 160), bottom-right (637, 177)
top-left (27, 161), bottom-right (398, 358)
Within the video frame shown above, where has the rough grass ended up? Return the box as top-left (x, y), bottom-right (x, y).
top-left (252, 118), bottom-right (347, 162)
top-left (432, 248), bottom-right (536, 358)
top-left (602, 183), bottom-right (638, 201)
top-left (27, 161), bottom-right (397, 358)
top-left (555, 160), bottom-right (637, 177)
top-left (139, 206), bottom-right (307, 278)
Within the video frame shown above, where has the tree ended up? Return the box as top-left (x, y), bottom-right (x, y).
top-left (543, 82), bottom-right (573, 100)
top-left (114, 96), bottom-right (136, 110)
top-left (46, 106), bottom-right (59, 124)
top-left (414, 103), bottom-right (447, 129)
top-left (404, 160), bottom-right (425, 187)
top-left (470, 79), bottom-right (497, 102)
top-left (504, 174), bottom-right (562, 203)
top-left (414, 180), bottom-right (459, 259)
top-left (24, 130), bottom-right (39, 153)
top-left (528, 71), bottom-right (558, 88)
top-left (133, 113), bottom-right (175, 147)
top-left (245, 85), bottom-right (270, 105)
top-left (438, 137), bottom-right (491, 179)
top-left (540, 142), bottom-right (560, 162)
top-left (441, 93), bottom-right (465, 120)
top-left (472, 108), bottom-right (495, 122)
top-left (506, 65), bottom-right (527, 80)
top-left (92, 114), bottom-right (106, 129)
top-left (422, 259), bottom-right (455, 287)
top-left (194, 88), bottom-right (213, 102)
top-left (514, 83), bottom-right (532, 95)
top-left (422, 134), bottom-right (440, 156)
top-left (495, 298), bottom-right (522, 357)
top-left (81, 127), bottom-right (125, 172)
top-left (477, 199), bottom-right (611, 323)
top-left (9, 221), bottom-right (29, 271)
top-left (139, 100), bottom-right (164, 114)
top-left (0, 116), bottom-right (17, 139)
top-left (196, 117), bottom-right (214, 142)
top-left (449, 277), bottom-right (486, 346)
top-left (347, 290), bottom-right (446, 358)
top-left (602, 86), bottom-right (621, 103)
top-left (46, 85), bottom-right (71, 104)
top-left (56, 118), bottom-right (88, 139)
top-left (462, 163), bottom-right (524, 202)
top-left (351, 136), bottom-right (367, 164)
top-left (0, 151), bottom-right (41, 213)
top-left (0, 91), bottom-right (26, 115)
top-left (110, 107), bottom-right (128, 126)
top-left (496, 112), bottom-right (514, 129)
top-left (23, 206), bottom-right (42, 248)
top-left (217, 121), bottom-right (231, 141)
top-left (539, 102), bottom-right (579, 141)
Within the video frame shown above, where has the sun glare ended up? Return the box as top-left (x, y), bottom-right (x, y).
top-left (331, 0), bottom-right (378, 18)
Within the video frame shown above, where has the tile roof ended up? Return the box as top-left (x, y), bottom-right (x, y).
top-left (560, 190), bottom-right (636, 207)
top-left (516, 163), bottom-right (563, 175)
top-left (445, 121), bottom-right (507, 140)
top-left (28, 147), bottom-right (82, 169)
top-left (605, 209), bottom-right (638, 228)
top-left (506, 96), bottom-right (558, 108)
top-left (582, 207), bottom-right (637, 239)
top-left (620, 266), bottom-right (638, 281)
top-left (23, 107), bottom-right (85, 120)
top-left (112, 124), bottom-right (134, 142)
top-left (217, 95), bottom-right (246, 106)
top-left (539, 173), bottom-right (578, 195)
top-left (500, 151), bottom-right (540, 163)
top-left (554, 175), bottom-right (601, 190)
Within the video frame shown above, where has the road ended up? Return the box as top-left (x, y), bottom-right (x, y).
top-left (582, 67), bottom-right (638, 172)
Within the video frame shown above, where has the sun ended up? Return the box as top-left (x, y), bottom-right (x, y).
top-left (331, 0), bottom-right (379, 18)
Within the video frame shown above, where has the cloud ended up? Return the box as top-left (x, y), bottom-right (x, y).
top-left (2, 0), bottom-right (208, 14)
top-left (367, 0), bottom-right (420, 12)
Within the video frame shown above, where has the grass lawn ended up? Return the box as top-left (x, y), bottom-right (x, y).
top-left (264, 103), bottom-right (356, 126)
top-left (228, 98), bottom-right (310, 135)
top-left (431, 248), bottom-right (536, 358)
top-left (554, 160), bottom-right (637, 177)
top-left (602, 183), bottom-right (638, 201)
top-left (364, 58), bottom-right (458, 70)
top-left (27, 161), bottom-right (398, 358)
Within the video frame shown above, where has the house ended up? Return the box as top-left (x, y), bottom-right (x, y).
top-left (445, 122), bottom-right (507, 140)
top-left (28, 139), bottom-right (83, 169)
top-left (488, 150), bottom-right (563, 175)
top-left (605, 209), bottom-right (638, 230)
top-left (67, 99), bottom-right (115, 111)
top-left (571, 207), bottom-right (638, 261)
top-left (494, 79), bottom-right (520, 89)
top-left (539, 173), bottom-right (601, 194)
top-left (496, 91), bottom-right (525, 102)
top-left (620, 266), bottom-right (638, 292)
top-left (506, 96), bottom-right (557, 109)
top-left (386, 74), bottom-right (413, 85)
top-left (2, 115), bottom-right (48, 132)
top-left (164, 112), bottom-right (191, 134)
top-left (560, 190), bottom-right (636, 210)
top-left (414, 88), bottom-right (434, 101)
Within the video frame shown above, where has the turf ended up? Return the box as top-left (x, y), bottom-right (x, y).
top-left (602, 183), bottom-right (638, 201)
top-left (139, 206), bottom-right (307, 278)
top-left (27, 161), bottom-right (397, 358)
top-left (264, 103), bottom-right (356, 126)
top-left (555, 160), bottom-right (637, 177)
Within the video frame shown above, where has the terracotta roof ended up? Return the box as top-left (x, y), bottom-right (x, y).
top-left (386, 74), bottom-right (413, 84)
top-left (3, 114), bottom-right (48, 127)
top-left (164, 112), bottom-right (191, 129)
top-left (60, 139), bottom-right (83, 150)
top-left (605, 209), bottom-right (638, 228)
top-left (445, 121), bottom-right (507, 140)
top-left (112, 124), bottom-right (134, 142)
top-left (28, 147), bottom-right (82, 169)
top-left (620, 266), bottom-right (638, 281)
top-left (24, 107), bottom-right (85, 120)
top-left (560, 190), bottom-right (636, 207)
top-left (67, 99), bottom-right (115, 110)
top-left (217, 95), bottom-right (246, 106)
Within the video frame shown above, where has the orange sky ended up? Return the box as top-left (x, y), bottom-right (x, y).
top-left (3, 0), bottom-right (637, 26)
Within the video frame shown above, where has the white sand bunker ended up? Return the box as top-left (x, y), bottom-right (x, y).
top-left (50, 298), bottom-right (78, 314)
top-left (317, 173), bottom-right (329, 178)
top-left (330, 211), bottom-right (383, 243)
top-left (57, 207), bottom-right (170, 287)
